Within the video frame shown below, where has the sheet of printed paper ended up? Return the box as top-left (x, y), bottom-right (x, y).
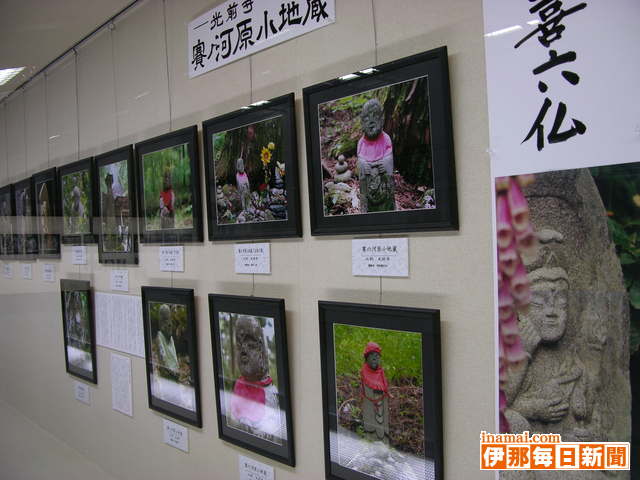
top-left (95, 292), bottom-right (144, 358)
top-left (111, 353), bottom-right (132, 417)
top-left (163, 419), bottom-right (189, 453)
top-left (74, 381), bottom-right (91, 405)
top-left (2, 263), bottom-right (12, 279)
top-left (71, 246), bottom-right (87, 265)
top-left (42, 263), bottom-right (55, 282)
top-left (352, 238), bottom-right (408, 277)
top-left (159, 246), bottom-right (184, 272)
top-left (21, 263), bottom-right (32, 280)
top-left (110, 269), bottom-right (129, 292)
top-left (239, 455), bottom-right (274, 480)
top-left (234, 243), bottom-right (271, 274)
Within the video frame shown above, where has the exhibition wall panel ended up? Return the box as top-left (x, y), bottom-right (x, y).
top-left (0, 0), bottom-right (494, 479)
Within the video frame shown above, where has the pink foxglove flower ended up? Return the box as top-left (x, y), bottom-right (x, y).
top-left (495, 176), bottom-right (510, 192)
top-left (498, 240), bottom-right (518, 277)
top-left (507, 178), bottom-right (530, 232)
top-left (499, 284), bottom-right (514, 320)
top-left (496, 194), bottom-right (514, 249)
top-left (515, 222), bottom-right (538, 254)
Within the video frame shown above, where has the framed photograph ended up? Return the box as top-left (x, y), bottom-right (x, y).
top-left (0, 184), bottom-right (14, 257)
top-left (203, 93), bottom-right (302, 241)
top-left (58, 157), bottom-right (97, 245)
top-left (303, 47), bottom-right (458, 235)
top-left (318, 301), bottom-right (443, 480)
top-left (95, 146), bottom-right (138, 264)
top-left (141, 286), bottom-right (202, 427)
top-left (33, 167), bottom-right (60, 258)
top-left (60, 279), bottom-right (97, 384)
top-left (135, 126), bottom-right (203, 244)
top-left (13, 177), bottom-right (38, 258)
top-left (208, 294), bottom-right (295, 466)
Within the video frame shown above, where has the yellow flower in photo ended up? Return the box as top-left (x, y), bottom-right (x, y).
top-left (268, 142), bottom-right (275, 150)
top-left (261, 147), bottom-right (272, 166)
top-left (633, 194), bottom-right (640, 207)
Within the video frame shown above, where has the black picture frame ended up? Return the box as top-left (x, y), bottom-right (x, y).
top-left (203, 93), bottom-right (302, 241)
top-left (135, 126), bottom-right (203, 244)
top-left (13, 176), bottom-right (38, 258)
top-left (57, 157), bottom-right (98, 245)
top-left (318, 301), bottom-right (443, 480)
top-left (0, 184), bottom-right (14, 258)
top-left (95, 145), bottom-right (138, 264)
top-left (33, 167), bottom-right (61, 258)
top-left (303, 47), bottom-right (458, 235)
top-left (209, 294), bottom-right (295, 466)
top-left (60, 279), bottom-right (97, 384)
top-left (141, 286), bottom-right (202, 427)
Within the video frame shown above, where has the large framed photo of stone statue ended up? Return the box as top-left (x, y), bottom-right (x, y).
top-left (203, 93), bottom-right (302, 241)
top-left (95, 146), bottom-right (138, 264)
top-left (318, 301), bottom-right (443, 480)
top-left (141, 286), bottom-right (202, 427)
top-left (13, 177), bottom-right (39, 258)
top-left (57, 157), bottom-right (98, 245)
top-left (0, 184), bottom-right (14, 257)
top-left (208, 294), bottom-right (295, 466)
top-left (33, 167), bottom-right (60, 258)
top-left (60, 279), bottom-right (97, 384)
top-left (496, 165), bottom-right (639, 475)
top-left (303, 47), bottom-right (457, 236)
top-left (135, 126), bottom-right (203, 244)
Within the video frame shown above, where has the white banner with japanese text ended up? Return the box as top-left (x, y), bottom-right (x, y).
top-left (484, 0), bottom-right (640, 177)
top-left (188, 0), bottom-right (335, 78)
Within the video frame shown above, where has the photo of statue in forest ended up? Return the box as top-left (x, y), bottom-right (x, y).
top-left (218, 311), bottom-right (285, 445)
top-left (99, 160), bottom-right (131, 253)
top-left (318, 75), bottom-right (435, 217)
top-left (147, 301), bottom-right (197, 413)
top-left (64, 289), bottom-right (93, 374)
top-left (0, 187), bottom-right (12, 256)
top-left (34, 168), bottom-right (60, 257)
top-left (14, 180), bottom-right (38, 256)
top-left (332, 323), bottom-right (427, 480)
top-left (61, 170), bottom-right (91, 236)
top-left (211, 116), bottom-right (287, 225)
top-left (141, 143), bottom-right (194, 232)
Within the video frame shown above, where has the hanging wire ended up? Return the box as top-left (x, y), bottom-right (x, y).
top-left (162, 0), bottom-right (172, 132)
top-left (370, 0), bottom-right (379, 65)
top-left (74, 49), bottom-right (81, 161)
top-left (109, 23), bottom-right (120, 146)
top-left (251, 273), bottom-right (255, 296)
top-left (44, 73), bottom-right (51, 168)
top-left (22, 89), bottom-right (27, 175)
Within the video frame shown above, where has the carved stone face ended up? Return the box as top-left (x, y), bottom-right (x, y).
top-left (159, 304), bottom-right (172, 334)
top-left (235, 317), bottom-right (268, 381)
top-left (523, 278), bottom-right (569, 343)
top-left (366, 351), bottom-right (381, 370)
top-left (361, 99), bottom-right (384, 140)
top-left (236, 157), bottom-right (245, 174)
top-left (163, 171), bottom-right (172, 191)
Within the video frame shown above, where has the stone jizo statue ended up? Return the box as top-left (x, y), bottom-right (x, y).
top-left (360, 341), bottom-right (390, 443)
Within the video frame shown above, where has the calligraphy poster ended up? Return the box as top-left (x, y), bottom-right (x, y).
top-left (484, 0), bottom-right (640, 474)
top-left (188, 0), bottom-right (335, 78)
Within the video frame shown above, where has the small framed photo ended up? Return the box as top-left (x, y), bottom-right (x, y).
top-left (33, 167), bottom-right (61, 258)
top-left (0, 184), bottom-right (14, 257)
top-left (95, 146), bottom-right (138, 264)
top-left (318, 301), bottom-right (443, 480)
top-left (61, 279), bottom-right (97, 384)
top-left (208, 294), bottom-right (295, 466)
top-left (135, 126), bottom-right (203, 244)
top-left (13, 177), bottom-right (39, 258)
top-left (303, 47), bottom-right (458, 235)
top-left (58, 157), bottom-right (98, 245)
top-left (141, 286), bottom-right (202, 427)
top-left (203, 93), bottom-right (302, 241)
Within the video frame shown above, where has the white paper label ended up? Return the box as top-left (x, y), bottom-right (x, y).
top-left (159, 246), bottom-right (184, 272)
top-left (42, 263), bottom-right (55, 282)
top-left (110, 270), bottom-right (129, 292)
top-left (188, 0), bottom-right (335, 78)
top-left (2, 263), bottom-right (12, 279)
top-left (74, 381), bottom-right (91, 405)
top-left (95, 292), bottom-right (145, 358)
top-left (234, 243), bottom-right (271, 274)
top-left (352, 238), bottom-right (409, 277)
top-left (239, 455), bottom-right (274, 480)
top-left (71, 246), bottom-right (88, 265)
top-left (163, 419), bottom-right (189, 453)
top-left (21, 263), bottom-right (32, 280)
top-left (111, 353), bottom-right (133, 417)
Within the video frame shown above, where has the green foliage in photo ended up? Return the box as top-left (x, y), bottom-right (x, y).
top-left (61, 171), bottom-right (91, 235)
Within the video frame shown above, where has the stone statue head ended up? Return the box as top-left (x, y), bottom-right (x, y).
top-left (361, 98), bottom-right (384, 140)
top-left (163, 169), bottom-right (172, 191)
top-left (235, 316), bottom-right (268, 381)
top-left (105, 173), bottom-right (114, 190)
top-left (522, 266), bottom-right (569, 343)
top-left (363, 341), bottom-right (382, 370)
top-left (159, 304), bottom-right (172, 334)
top-left (236, 157), bottom-right (245, 174)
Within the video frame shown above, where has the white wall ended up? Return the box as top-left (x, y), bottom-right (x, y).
top-left (0, 0), bottom-right (494, 479)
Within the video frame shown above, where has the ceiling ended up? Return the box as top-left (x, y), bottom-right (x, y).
top-left (0, 0), bottom-right (135, 100)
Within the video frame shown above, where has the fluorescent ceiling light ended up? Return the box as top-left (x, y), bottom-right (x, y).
top-left (0, 67), bottom-right (25, 86)
top-left (484, 25), bottom-right (523, 38)
top-left (338, 73), bottom-right (359, 81)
